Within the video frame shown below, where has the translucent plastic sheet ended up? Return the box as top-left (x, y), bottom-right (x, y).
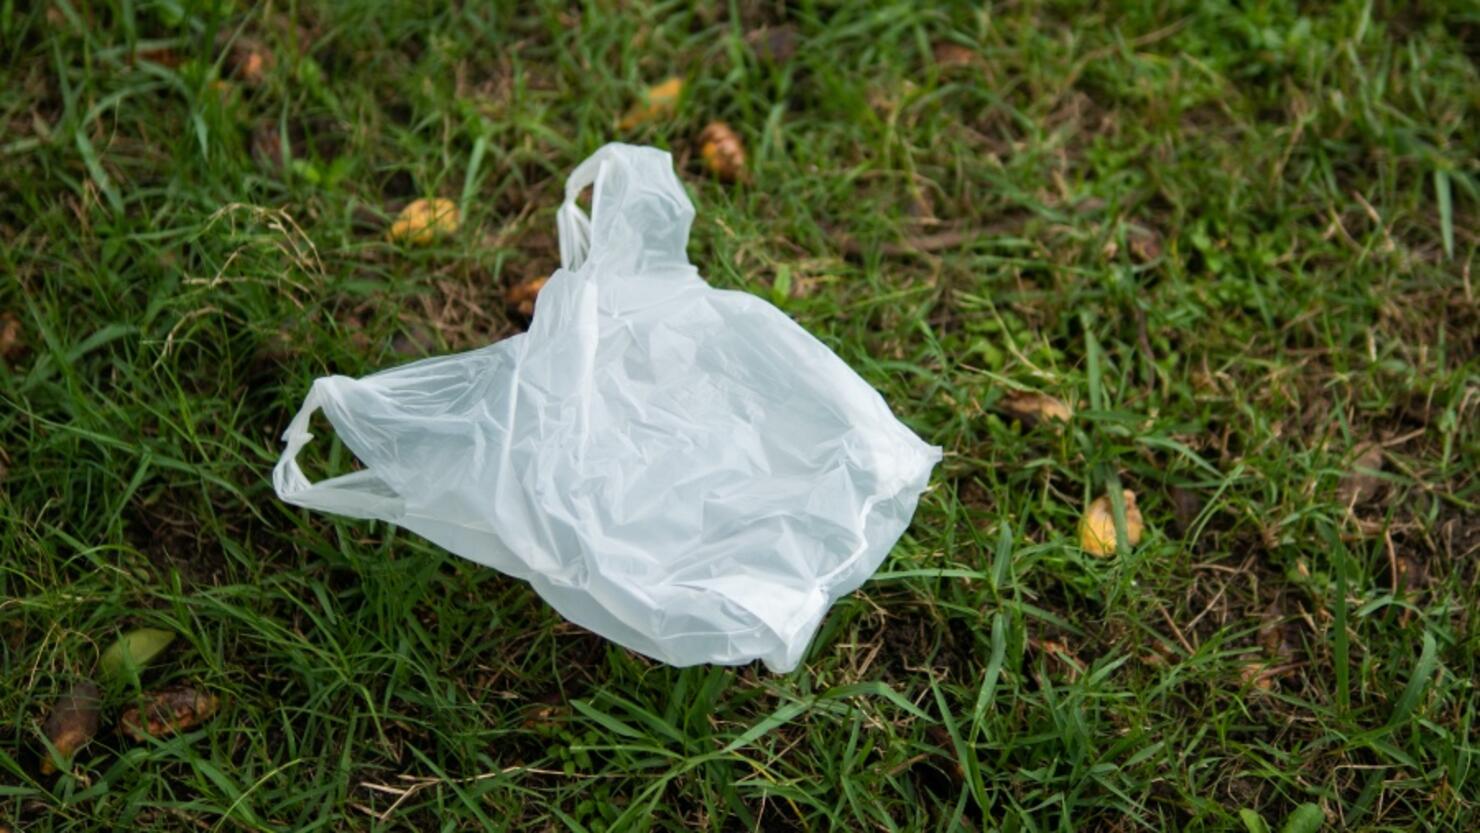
top-left (274, 144), bottom-right (940, 671)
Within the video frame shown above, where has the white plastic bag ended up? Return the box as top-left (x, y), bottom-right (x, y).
top-left (274, 143), bottom-right (940, 672)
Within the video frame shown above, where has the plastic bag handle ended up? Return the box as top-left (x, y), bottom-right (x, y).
top-left (272, 382), bottom-right (405, 521)
top-left (557, 148), bottom-right (611, 271)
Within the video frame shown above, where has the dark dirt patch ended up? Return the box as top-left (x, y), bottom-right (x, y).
top-left (353, 224), bottom-right (563, 351)
top-left (380, 169), bottom-right (417, 201)
top-left (121, 483), bottom-right (234, 586)
top-left (864, 600), bottom-right (979, 684)
top-left (403, 273), bottom-right (519, 351)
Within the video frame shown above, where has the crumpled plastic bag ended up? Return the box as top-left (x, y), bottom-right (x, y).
top-left (274, 143), bottom-right (940, 672)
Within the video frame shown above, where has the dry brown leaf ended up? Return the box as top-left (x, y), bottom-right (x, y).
top-left (1239, 662), bottom-right (1275, 692)
top-left (389, 198), bottom-right (460, 246)
top-left (697, 121), bottom-right (748, 183)
top-left (120, 687), bottom-right (220, 742)
top-left (219, 34), bottom-right (274, 86)
top-left (238, 48), bottom-right (272, 85)
top-left (1258, 600), bottom-right (1285, 657)
top-left (41, 681), bottom-right (100, 774)
top-left (1079, 490), bottom-right (1144, 556)
top-left (1337, 442), bottom-right (1384, 507)
top-left (1128, 226), bottom-right (1164, 262)
top-left (1395, 554), bottom-right (1429, 591)
top-left (0, 312), bottom-right (22, 361)
top-left (507, 276), bottom-right (548, 317)
top-left (520, 703), bottom-right (569, 731)
top-left (931, 41), bottom-right (979, 68)
top-left (1029, 637), bottom-right (1084, 682)
top-left (133, 47), bottom-right (183, 68)
top-left (1257, 599), bottom-right (1304, 665)
top-left (996, 390), bottom-right (1071, 428)
top-left (618, 77), bottom-right (683, 130)
top-left (1138, 643), bottom-right (1173, 668)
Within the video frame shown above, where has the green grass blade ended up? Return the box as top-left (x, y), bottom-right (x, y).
top-left (1387, 630), bottom-right (1439, 728)
top-left (1279, 803), bottom-right (1324, 833)
top-left (1434, 169), bottom-right (1453, 259)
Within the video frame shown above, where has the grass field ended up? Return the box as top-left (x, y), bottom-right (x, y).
top-left (2, 1), bottom-right (1477, 830)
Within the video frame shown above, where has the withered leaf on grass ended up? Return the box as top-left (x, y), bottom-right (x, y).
top-left (1079, 490), bottom-right (1144, 557)
top-left (507, 276), bottom-right (548, 317)
top-left (388, 198), bottom-right (460, 245)
top-left (40, 681), bottom-right (100, 774)
top-left (519, 702), bottom-right (567, 730)
top-left (618, 77), bottom-right (683, 130)
top-left (1035, 638), bottom-right (1083, 681)
top-left (1258, 600), bottom-right (1289, 658)
top-left (931, 41), bottom-right (979, 68)
top-left (120, 687), bottom-right (220, 742)
top-left (216, 33), bottom-right (275, 86)
top-left (1239, 662), bottom-right (1275, 692)
top-left (697, 121), bottom-right (748, 183)
top-left (236, 43), bottom-right (273, 85)
top-left (132, 46), bottom-right (183, 68)
top-left (995, 390), bottom-right (1071, 428)
top-left (1337, 442), bottom-right (1384, 507)
top-left (1127, 225), bottom-right (1164, 262)
top-left (0, 311), bottom-right (22, 361)
top-left (1395, 554), bottom-right (1429, 591)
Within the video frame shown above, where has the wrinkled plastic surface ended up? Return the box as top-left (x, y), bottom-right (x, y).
top-left (274, 143), bottom-right (941, 671)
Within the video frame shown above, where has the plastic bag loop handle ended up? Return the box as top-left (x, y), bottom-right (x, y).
top-left (272, 381), bottom-right (405, 522)
top-left (556, 147), bottom-right (615, 272)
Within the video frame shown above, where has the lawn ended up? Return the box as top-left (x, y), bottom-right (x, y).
top-left (2, 1), bottom-right (1477, 830)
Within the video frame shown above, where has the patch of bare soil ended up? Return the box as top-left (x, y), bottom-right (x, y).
top-left (121, 484), bottom-right (235, 585)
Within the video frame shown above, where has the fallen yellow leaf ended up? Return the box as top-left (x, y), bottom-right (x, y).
top-left (389, 198), bottom-right (460, 245)
top-left (619, 77), bottom-right (683, 130)
top-left (1079, 489), bottom-right (1144, 556)
top-left (698, 121), bottom-right (748, 183)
